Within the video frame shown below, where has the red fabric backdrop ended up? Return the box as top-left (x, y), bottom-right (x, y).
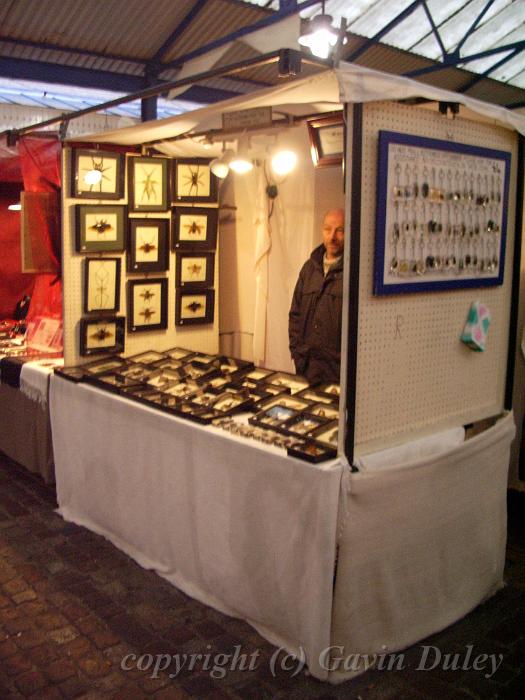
top-left (18, 137), bottom-right (63, 322)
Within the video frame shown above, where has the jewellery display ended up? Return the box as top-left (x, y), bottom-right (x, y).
top-left (146, 368), bottom-right (185, 390)
top-left (283, 412), bottom-right (331, 436)
top-left (128, 156), bottom-right (170, 212)
top-left (253, 394), bottom-right (311, 413)
top-left (375, 130), bottom-right (511, 294)
top-left (75, 205), bottom-right (127, 253)
top-left (71, 149), bottom-right (124, 200)
top-left (127, 350), bottom-right (167, 365)
top-left (309, 403), bottom-right (339, 420)
top-left (127, 278), bottom-right (168, 332)
top-left (165, 347), bottom-right (196, 361)
top-left (265, 371), bottom-right (309, 395)
top-left (128, 219), bottom-right (169, 273)
top-left (311, 420), bottom-right (339, 447)
top-left (287, 440), bottom-right (337, 464)
top-left (83, 258), bottom-right (121, 314)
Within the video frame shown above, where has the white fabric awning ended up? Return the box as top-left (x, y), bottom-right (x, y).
top-left (75, 61), bottom-right (525, 153)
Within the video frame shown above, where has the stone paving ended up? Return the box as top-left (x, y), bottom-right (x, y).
top-left (0, 450), bottom-right (524, 699)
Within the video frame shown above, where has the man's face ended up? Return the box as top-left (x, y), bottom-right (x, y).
top-left (322, 210), bottom-right (345, 260)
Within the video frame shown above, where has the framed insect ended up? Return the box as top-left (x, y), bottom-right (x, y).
top-left (128, 156), bottom-right (170, 212)
top-left (175, 251), bottom-right (214, 289)
top-left (127, 278), bottom-right (168, 332)
top-left (172, 207), bottom-right (218, 250)
top-left (71, 149), bottom-right (124, 199)
top-left (79, 316), bottom-right (125, 356)
top-left (174, 158), bottom-right (218, 203)
top-left (75, 204), bottom-right (127, 253)
top-left (175, 289), bottom-right (215, 326)
top-left (83, 257), bottom-right (121, 314)
top-left (127, 218), bottom-right (169, 273)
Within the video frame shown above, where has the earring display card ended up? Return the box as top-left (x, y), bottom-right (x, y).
top-left (127, 278), bottom-right (168, 332)
top-left (79, 318), bottom-right (125, 356)
top-left (83, 258), bottom-right (121, 314)
top-left (128, 219), bottom-right (169, 273)
top-left (72, 149), bottom-right (124, 199)
top-left (175, 289), bottom-right (215, 325)
top-left (375, 130), bottom-right (511, 295)
top-left (172, 207), bottom-right (218, 250)
top-left (128, 156), bottom-right (170, 212)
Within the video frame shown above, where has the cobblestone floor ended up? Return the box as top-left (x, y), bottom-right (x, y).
top-left (0, 451), bottom-right (524, 699)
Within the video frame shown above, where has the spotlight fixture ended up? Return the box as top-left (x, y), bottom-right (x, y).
top-left (271, 149), bottom-right (297, 177)
top-left (210, 148), bottom-right (235, 179)
top-left (298, 2), bottom-right (340, 59)
top-left (229, 137), bottom-right (253, 174)
top-left (8, 202), bottom-right (21, 211)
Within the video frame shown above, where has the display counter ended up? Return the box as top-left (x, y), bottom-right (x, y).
top-left (49, 374), bottom-right (343, 681)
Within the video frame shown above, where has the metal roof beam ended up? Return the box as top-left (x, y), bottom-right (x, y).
top-left (0, 34), bottom-right (146, 68)
top-left (405, 40), bottom-right (525, 78)
top-left (0, 56), bottom-right (145, 93)
top-left (150, 0), bottom-right (208, 66)
top-left (346, 0), bottom-right (423, 63)
top-left (455, 0), bottom-right (497, 55)
top-left (458, 47), bottom-right (520, 94)
top-left (421, 1), bottom-right (447, 61)
top-left (161, 0), bottom-right (321, 69)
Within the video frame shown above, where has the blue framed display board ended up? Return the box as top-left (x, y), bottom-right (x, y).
top-left (374, 130), bottom-right (511, 295)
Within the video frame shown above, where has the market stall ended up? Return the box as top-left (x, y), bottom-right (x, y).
top-left (49, 59), bottom-right (521, 681)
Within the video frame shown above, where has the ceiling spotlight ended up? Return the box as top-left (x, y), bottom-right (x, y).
top-left (210, 149), bottom-right (234, 179)
top-left (229, 137), bottom-right (253, 174)
top-left (8, 202), bottom-right (21, 211)
top-left (298, 2), bottom-right (340, 59)
top-left (271, 149), bottom-right (297, 177)
top-left (83, 168), bottom-right (103, 186)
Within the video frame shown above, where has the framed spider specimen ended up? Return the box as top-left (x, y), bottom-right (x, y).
top-left (128, 156), bottom-right (170, 212)
top-left (172, 207), bottom-right (218, 250)
top-left (127, 278), bottom-right (168, 332)
top-left (175, 251), bottom-right (214, 289)
top-left (79, 316), bottom-right (125, 356)
top-left (127, 218), bottom-right (169, 273)
top-left (75, 204), bottom-right (127, 253)
top-left (175, 289), bottom-right (215, 326)
top-left (71, 149), bottom-right (125, 199)
top-left (83, 257), bottom-right (121, 314)
top-left (174, 158), bottom-right (218, 203)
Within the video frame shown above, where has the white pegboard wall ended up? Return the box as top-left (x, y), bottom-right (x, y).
top-left (354, 102), bottom-right (517, 454)
top-left (61, 148), bottom-right (219, 365)
top-left (0, 104), bottom-right (130, 137)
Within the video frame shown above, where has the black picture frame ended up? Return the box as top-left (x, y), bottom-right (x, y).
top-left (175, 288), bottom-right (215, 326)
top-left (127, 218), bottom-right (169, 273)
top-left (175, 251), bottom-right (215, 289)
top-left (173, 158), bottom-right (218, 203)
top-left (75, 204), bottom-right (127, 253)
top-left (127, 277), bottom-right (168, 332)
top-left (83, 257), bottom-right (121, 314)
top-left (172, 206), bottom-right (218, 250)
top-left (128, 156), bottom-right (170, 212)
top-left (307, 113), bottom-right (344, 168)
top-left (79, 316), bottom-right (125, 356)
top-left (374, 130), bottom-right (511, 295)
top-left (71, 148), bottom-right (125, 199)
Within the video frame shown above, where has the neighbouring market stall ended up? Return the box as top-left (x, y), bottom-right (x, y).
top-left (47, 57), bottom-right (521, 682)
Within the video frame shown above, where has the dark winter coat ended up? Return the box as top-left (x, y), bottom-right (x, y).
top-left (288, 244), bottom-right (343, 385)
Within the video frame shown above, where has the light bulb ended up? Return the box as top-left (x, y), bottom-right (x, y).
top-left (298, 14), bottom-right (339, 59)
top-left (210, 149), bottom-right (234, 179)
top-left (8, 202), bottom-right (21, 211)
top-left (271, 150), bottom-right (297, 176)
top-left (83, 169), bottom-right (103, 186)
top-left (229, 157), bottom-right (253, 174)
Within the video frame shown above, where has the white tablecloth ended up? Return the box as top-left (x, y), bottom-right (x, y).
top-left (49, 375), bottom-right (344, 680)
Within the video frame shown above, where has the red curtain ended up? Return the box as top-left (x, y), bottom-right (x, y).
top-left (18, 137), bottom-right (63, 322)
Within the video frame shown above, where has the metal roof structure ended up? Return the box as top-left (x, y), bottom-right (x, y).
top-left (0, 0), bottom-right (525, 122)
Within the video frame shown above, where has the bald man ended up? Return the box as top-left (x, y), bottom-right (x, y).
top-left (288, 209), bottom-right (345, 385)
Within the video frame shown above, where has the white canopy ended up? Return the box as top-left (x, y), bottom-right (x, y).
top-left (76, 61), bottom-right (525, 154)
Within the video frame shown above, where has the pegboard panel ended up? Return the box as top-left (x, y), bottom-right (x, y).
top-left (61, 148), bottom-right (219, 365)
top-left (354, 102), bottom-right (517, 454)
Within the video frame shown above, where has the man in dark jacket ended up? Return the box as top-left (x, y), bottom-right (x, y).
top-left (288, 209), bottom-right (344, 385)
